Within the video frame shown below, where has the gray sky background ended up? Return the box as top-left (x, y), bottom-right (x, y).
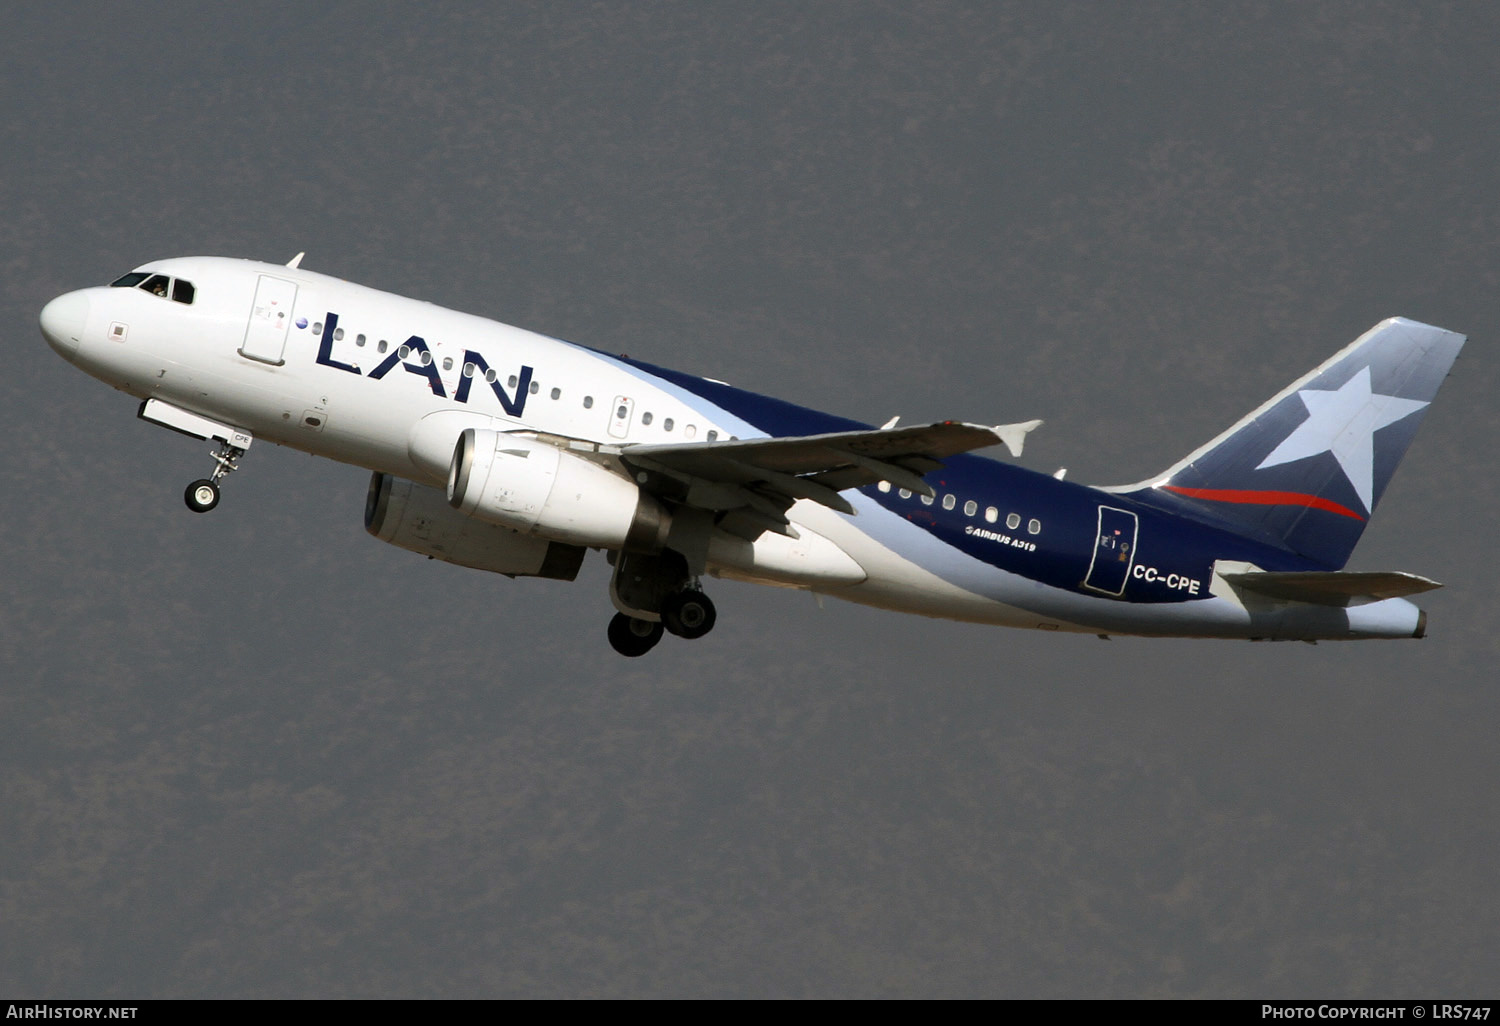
top-left (3, 1), bottom-right (1497, 997)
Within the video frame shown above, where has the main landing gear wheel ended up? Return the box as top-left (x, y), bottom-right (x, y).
top-left (662, 590), bottom-right (717, 640)
top-left (607, 613), bottom-right (664, 657)
top-left (185, 479), bottom-right (220, 513)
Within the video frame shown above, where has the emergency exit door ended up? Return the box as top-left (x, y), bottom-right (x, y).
top-left (608, 395), bottom-right (634, 439)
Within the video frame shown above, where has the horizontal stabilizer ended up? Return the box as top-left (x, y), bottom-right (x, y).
top-left (1219, 570), bottom-right (1441, 607)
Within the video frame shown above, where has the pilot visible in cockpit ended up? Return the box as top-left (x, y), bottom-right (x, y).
top-left (110, 271), bottom-right (195, 305)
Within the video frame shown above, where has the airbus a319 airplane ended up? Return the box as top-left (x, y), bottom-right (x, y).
top-left (40, 255), bottom-right (1465, 655)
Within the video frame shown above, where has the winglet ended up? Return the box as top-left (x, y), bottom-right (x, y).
top-left (286, 252), bottom-right (305, 269)
top-left (881, 416), bottom-right (901, 429)
top-left (994, 419), bottom-right (1042, 458)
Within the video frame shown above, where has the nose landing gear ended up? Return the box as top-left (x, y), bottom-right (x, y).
top-left (135, 401), bottom-right (253, 515)
top-left (183, 438), bottom-right (247, 513)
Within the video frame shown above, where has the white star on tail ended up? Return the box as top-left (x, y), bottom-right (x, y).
top-left (1255, 365), bottom-right (1428, 512)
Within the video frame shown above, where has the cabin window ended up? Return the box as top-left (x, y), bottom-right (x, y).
top-left (110, 272), bottom-right (149, 288)
top-left (685, 424), bottom-right (696, 439)
top-left (313, 321), bottom-right (323, 335)
top-left (398, 345), bottom-right (410, 360)
top-left (377, 339), bottom-right (388, 353)
top-left (441, 357), bottom-right (453, 371)
top-left (899, 488), bottom-right (912, 499)
top-left (355, 333), bottom-right (367, 347)
top-left (550, 387), bottom-right (561, 400)
top-left (462, 362), bottom-right (475, 377)
top-left (485, 368), bottom-right (497, 383)
top-left (508, 375), bottom-right (518, 388)
top-left (529, 380), bottom-right (539, 395)
top-left (1006, 513), bottom-right (1021, 530)
top-left (984, 506), bottom-right (998, 523)
top-left (877, 481), bottom-right (891, 493)
top-left (583, 395), bottom-right (593, 409)
top-left (921, 493), bottom-right (934, 506)
top-left (1028, 519), bottom-right (1041, 535)
top-left (964, 500), bottom-right (977, 516)
top-left (942, 494), bottom-right (956, 510)
top-left (663, 418), bottom-right (673, 431)
top-left (420, 351), bottom-right (432, 366)
top-left (706, 430), bottom-right (718, 441)
top-left (641, 412), bottom-right (653, 426)
top-left (171, 279), bottom-right (195, 304)
top-left (333, 327), bottom-right (344, 341)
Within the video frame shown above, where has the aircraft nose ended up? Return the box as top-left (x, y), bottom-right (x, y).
top-left (40, 290), bottom-right (90, 360)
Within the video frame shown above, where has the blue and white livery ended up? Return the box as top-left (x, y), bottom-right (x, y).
top-left (40, 256), bottom-right (1466, 655)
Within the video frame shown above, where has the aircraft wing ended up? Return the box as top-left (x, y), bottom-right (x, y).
top-left (619, 419), bottom-right (1040, 539)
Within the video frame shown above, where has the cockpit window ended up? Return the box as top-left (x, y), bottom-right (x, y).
top-left (110, 270), bottom-right (196, 304)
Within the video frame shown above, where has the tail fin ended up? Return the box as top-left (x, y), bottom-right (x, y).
top-left (1115, 318), bottom-right (1465, 569)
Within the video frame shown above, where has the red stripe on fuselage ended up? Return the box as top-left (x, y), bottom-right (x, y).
top-left (1162, 485), bottom-right (1365, 521)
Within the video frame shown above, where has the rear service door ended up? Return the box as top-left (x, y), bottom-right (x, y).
top-left (1083, 506), bottom-right (1138, 596)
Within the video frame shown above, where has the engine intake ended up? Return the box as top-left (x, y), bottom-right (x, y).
top-left (447, 429), bottom-right (670, 552)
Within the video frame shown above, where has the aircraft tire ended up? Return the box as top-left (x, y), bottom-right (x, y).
top-left (607, 613), bottom-right (663, 657)
top-left (185, 479), bottom-right (220, 513)
top-left (662, 590), bottom-right (716, 640)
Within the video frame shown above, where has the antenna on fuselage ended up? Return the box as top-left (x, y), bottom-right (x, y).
top-left (286, 252), bottom-right (305, 269)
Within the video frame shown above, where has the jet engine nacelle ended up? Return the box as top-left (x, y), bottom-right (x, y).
top-left (365, 472), bottom-right (585, 580)
top-left (447, 429), bottom-right (671, 552)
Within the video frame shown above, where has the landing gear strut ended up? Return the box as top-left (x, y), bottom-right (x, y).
top-left (605, 550), bottom-right (719, 655)
top-left (184, 438), bottom-right (246, 513)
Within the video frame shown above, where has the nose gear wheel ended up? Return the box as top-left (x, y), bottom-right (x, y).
top-left (185, 479), bottom-right (220, 513)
